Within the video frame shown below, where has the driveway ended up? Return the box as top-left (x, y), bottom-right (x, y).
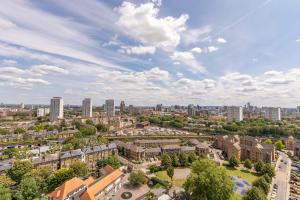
top-left (112, 173), bottom-right (150, 200)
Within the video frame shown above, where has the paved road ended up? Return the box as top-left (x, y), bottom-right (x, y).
top-left (273, 152), bottom-right (291, 200)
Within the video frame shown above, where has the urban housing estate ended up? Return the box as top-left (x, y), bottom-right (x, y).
top-left (214, 135), bottom-right (275, 163)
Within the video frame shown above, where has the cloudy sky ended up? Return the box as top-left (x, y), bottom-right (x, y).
top-left (0, 0), bottom-right (300, 107)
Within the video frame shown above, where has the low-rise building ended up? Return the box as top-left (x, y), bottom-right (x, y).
top-left (48, 165), bottom-right (123, 200)
top-left (133, 139), bottom-right (181, 147)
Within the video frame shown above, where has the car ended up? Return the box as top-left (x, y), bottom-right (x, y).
top-left (274, 184), bottom-right (278, 189)
top-left (284, 162), bottom-right (287, 164)
top-left (281, 159), bottom-right (284, 162)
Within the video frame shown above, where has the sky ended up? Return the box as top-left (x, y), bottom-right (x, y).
top-left (0, 0), bottom-right (300, 107)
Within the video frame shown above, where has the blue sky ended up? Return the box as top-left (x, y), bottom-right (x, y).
top-left (0, 0), bottom-right (300, 106)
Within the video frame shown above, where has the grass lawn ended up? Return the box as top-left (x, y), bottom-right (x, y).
top-left (230, 193), bottom-right (242, 200)
top-left (155, 170), bottom-right (186, 187)
top-left (223, 166), bottom-right (259, 183)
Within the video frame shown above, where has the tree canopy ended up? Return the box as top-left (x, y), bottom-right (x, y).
top-left (128, 170), bottom-right (146, 186)
top-left (243, 186), bottom-right (267, 200)
top-left (184, 159), bottom-right (234, 200)
top-left (8, 160), bottom-right (33, 183)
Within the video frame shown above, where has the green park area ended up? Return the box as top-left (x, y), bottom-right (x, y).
top-left (223, 166), bottom-right (259, 183)
top-left (155, 170), bottom-right (186, 187)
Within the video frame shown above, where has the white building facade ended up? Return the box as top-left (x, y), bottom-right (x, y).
top-left (37, 108), bottom-right (50, 117)
top-left (265, 107), bottom-right (281, 121)
top-left (227, 106), bottom-right (243, 122)
top-left (50, 97), bottom-right (64, 122)
top-left (82, 98), bottom-right (92, 118)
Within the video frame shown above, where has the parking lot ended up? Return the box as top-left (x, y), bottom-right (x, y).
top-left (289, 160), bottom-right (300, 200)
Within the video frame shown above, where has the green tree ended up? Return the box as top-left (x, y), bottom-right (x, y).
top-left (252, 177), bottom-right (269, 195)
top-left (148, 165), bottom-right (161, 173)
top-left (96, 156), bottom-right (121, 170)
top-left (184, 159), bottom-right (234, 200)
top-left (166, 167), bottom-right (174, 181)
top-left (243, 186), bottom-right (267, 200)
top-left (0, 183), bottom-right (12, 200)
top-left (229, 156), bottom-right (239, 168)
top-left (14, 128), bottom-right (26, 134)
top-left (86, 119), bottom-right (94, 126)
top-left (8, 160), bottom-right (33, 183)
top-left (262, 174), bottom-right (271, 183)
top-left (161, 154), bottom-right (172, 168)
top-left (178, 153), bottom-right (189, 167)
top-left (264, 139), bottom-right (273, 144)
top-left (274, 140), bottom-right (284, 151)
top-left (262, 164), bottom-right (275, 177)
top-left (128, 170), bottom-right (146, 186)
top-left (70, 161), bottom-right (88, 177)
top-left (16, 177), bottom-right (38, 200)
top-left (0, 175), bottom-right (15, 188)
top-left (188, 153), bottom-right (197, 164)
top-left (80, 126), bottom-right (96, 136)
top-left (47, 168), bottom-right (74, 192)
top-left (3, 148), bottom-right (18, 158)
top-left (24, 167), bottom-right (52, 195)
top-left (171, 155), bottom-right (180, 167)
top-left (96, 123), bottom-right (108, 132)
top-left (0, 128), bottom-right (9, 135)
top-left (244, 159), bottom-right (252, 170)
top-left (254, 161), bottom-right (265, 174)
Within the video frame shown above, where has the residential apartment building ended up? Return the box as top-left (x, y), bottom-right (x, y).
top-left (37, 107), bottom-right (50, 117)
top-left (187, 104), bottom-right (196, 117)
top-left (105, 99), bottom-right (115, 117)
top-left (32, 143), bottom-right (117, 171)
top-left (50, 97), bottom-right (64, 122)
top-left (82, 98), bottom-right (92, 118)
top-left (115, 139), bottom-right (210, 161)
top-left (214, 135), bottom-right (275, 163)
top-left (48, 165), bottom-right (123, 200)
top-left (265, 107), bottom-right (281, 121)
top-left (32, 154), bottom-right (59, 171)
top-left (227, 106), bottom-right (243, 122)
top-left (120, 101), bottom-right (125, 113)
top-left (83, 143), bottom-right (117, 171)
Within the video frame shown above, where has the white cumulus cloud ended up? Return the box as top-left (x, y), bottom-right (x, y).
top-left (116, 1), bottom-right (189, 50)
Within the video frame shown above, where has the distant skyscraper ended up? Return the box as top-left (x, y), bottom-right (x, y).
top-left (82, 98), bottom-right (92, 117)
top-left (20, 103), bottom-right (24, 109)
top-left (120, 101), bottom-right (125, 113)
top-left (187, 104), bottom-right (196, 117)
top-left (297, 106), bottom-right (300, 113)
top-left (265, 107), bottom-right (281, 121)
top-left (156, 104), bottom-right (163, 112)
top-left (227, 106), bottom-right (243, 122)
top-left (50, 97), bottom-right (63, 122)
top-left (105, 99), bottom-right (115, 117)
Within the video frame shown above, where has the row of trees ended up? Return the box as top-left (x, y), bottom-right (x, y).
top-left (138, 115), bottom-right (186, 129)
top-left (161, 153), bottom-right (198, 169)
top-left (228, 156), bottom-right (275, 177)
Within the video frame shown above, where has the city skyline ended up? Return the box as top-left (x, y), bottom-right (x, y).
top-left (1, 0), bottom-right (300, 106)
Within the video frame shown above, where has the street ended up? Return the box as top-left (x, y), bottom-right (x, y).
top-left (272, 152), bottom-right (291, 200)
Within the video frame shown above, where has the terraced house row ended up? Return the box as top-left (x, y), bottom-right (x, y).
top-left (32, 143), bottom-right (117, 171)
top-left (114, 139), bottom-right (212, 161)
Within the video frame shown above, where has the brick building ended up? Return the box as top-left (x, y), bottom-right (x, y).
top-left (214, 135), bottom-right (275, 163)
